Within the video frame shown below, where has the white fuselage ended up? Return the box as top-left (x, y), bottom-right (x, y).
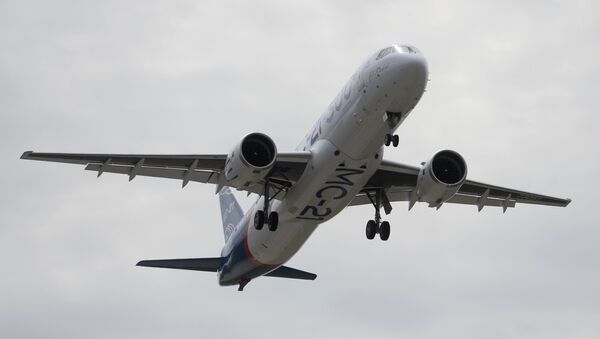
top-left (219, 45), bottom-right (428, 282)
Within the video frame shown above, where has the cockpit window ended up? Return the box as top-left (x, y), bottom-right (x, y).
top-left (376, 45), bottom-right (419, 60)
top-left (397, 45), bottom-right (419, 54)
top-left (376, 46), bottom-right (395, 60)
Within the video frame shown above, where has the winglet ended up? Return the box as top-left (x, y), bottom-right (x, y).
top-left (20, 151), bottom-right (33, 159)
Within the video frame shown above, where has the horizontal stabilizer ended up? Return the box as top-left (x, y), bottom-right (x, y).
top-left (137, 257), bottom-right (223, 272)
top-left (265, 266), bottom-right (317, 280)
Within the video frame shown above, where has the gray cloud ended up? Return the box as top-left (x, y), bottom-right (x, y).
top-left (1, 1), bottom-right (598, 338)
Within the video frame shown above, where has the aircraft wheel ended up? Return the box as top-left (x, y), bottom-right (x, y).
top-left (254, 210), bottom-right (265, 230)
top-left (268, 212), bottom-right (279, 231)
top-left (379, 221), bottom-right (390, 241)
top-left (392, 135), bottom-right (399, 147)
top-left (366, 220), bottom-right (377, 240)
top-left (384, 134), bottom-right (392, 146)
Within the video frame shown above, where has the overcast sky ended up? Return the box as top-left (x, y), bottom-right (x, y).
top-left (1, 1), bottom-right (599, 338)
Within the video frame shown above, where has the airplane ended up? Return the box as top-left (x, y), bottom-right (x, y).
top-left (21, 44), bottom-right (571, 291)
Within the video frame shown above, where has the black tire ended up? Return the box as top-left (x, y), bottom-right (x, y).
top-left (268, 212), bottom-right (279, 231)
top-left (384, 134), bottom-right (392, 146)
top-left (366, 220), bottom-right (377, 240)
top-left (254, 210), bottom-right (265, 230)
top-left (392, 135), bottom-right (399, 147)
top-left (380, 221), bottom-right (390, 241)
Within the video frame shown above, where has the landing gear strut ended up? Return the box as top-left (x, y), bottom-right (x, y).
top-left (253, 179), bottom-right (279, 231)
top-left (364, 188), bottom-right (393, 241)
top-left (384, 112), bottom-right (402, 147)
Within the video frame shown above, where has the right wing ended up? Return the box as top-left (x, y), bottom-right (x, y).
top-left (20, 151), bottom-right (311, 197)
top-left (350, 159), bottom-right (571, 212)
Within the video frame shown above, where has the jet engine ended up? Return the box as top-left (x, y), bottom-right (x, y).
top-left (416, 150), bottom-right (467, 207)
top-left (224, 133), bottom-right (277, 188)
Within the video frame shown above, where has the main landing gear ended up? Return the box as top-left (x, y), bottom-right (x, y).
top-left (384, 134), bottom-right (399, 147)
top-left (364, 188), bottom-right (393, 241)
top-left (254, 179), bottom-right (279, 231)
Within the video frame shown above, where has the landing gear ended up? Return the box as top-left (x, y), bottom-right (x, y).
top-left (366, 220), bottom-right (377, 239)
top-left (384, 134), bottom-right (392, 146)
top-left (268, 211), bottom-right (279, 231)
top-left (379, 221), bottom-right (390, 241)
top-left (384, 134), bottom-right (399, 147)
top-left (255, 179), bottom-right (280, 232)
top-left (363, 189), bottom-right (393, 241)
top-left (364, 219), bottom-right (391, 241)
top-left (254, 210), bottom-right (265, 230)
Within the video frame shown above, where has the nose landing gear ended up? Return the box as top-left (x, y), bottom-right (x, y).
top-left (384, 134), bottom-right (399, 147)
top-left (363, 188), bottom-right (393, 241)
top-left (384, 111), bottom-right (402, 147)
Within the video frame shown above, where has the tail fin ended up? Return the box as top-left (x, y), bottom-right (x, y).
top-left (218, 187), bottom-right (244, 242)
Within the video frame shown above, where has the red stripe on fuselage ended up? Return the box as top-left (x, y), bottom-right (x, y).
top-left (242, 216), bottom-right (270, 268)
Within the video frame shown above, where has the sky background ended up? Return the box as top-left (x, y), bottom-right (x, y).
top-left (1, 1), bottom-right (599, 338)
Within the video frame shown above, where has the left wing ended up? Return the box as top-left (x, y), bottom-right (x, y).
top-left (20, 151), bottom-right (311, 196)
top-left (350, 159), bottom-right (571, 212)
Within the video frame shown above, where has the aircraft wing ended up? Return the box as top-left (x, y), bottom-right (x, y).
top-left (350, 159), bottom-right (571, 212)
top-left (20, 151), bottom-right (311, 197)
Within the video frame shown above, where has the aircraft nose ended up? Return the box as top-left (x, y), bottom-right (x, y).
top-left (392, 52), bottom-right (428, 88)
top-left (382, 47), bottom-right (428, 114)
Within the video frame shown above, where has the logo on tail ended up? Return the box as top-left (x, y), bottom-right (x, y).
top-left (218, 187), bottom-right (244, 242)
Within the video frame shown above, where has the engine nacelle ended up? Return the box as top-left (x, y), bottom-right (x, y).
top-left (224, 133), bottom-right (277, 188)
top-left (416, 150), bottom-right (467, 207)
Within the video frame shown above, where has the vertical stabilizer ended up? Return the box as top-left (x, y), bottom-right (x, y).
top-left (218, 187), bottom-right (244, 242)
